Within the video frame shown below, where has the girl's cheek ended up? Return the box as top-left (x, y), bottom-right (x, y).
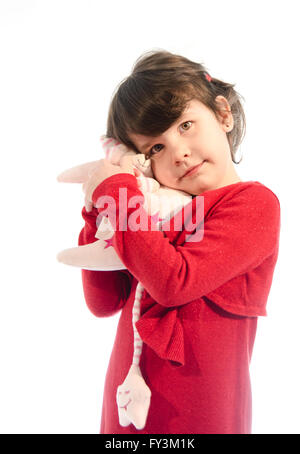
top-left (151, 160), bottom-right (157, 177)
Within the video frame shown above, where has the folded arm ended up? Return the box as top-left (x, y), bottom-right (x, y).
top-left (92, 174), bottom-right (281, 309)
top-left (79, 206), bottom-right (133, 317)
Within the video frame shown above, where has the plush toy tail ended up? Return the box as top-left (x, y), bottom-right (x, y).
top-left (116, 282), bottom-right (151, 430)
top-left (132, 282), bottom-right (144, 367)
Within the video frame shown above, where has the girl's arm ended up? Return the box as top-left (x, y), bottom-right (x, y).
top-left (78, 205), bottom-right (133, 317)
top-left (91, 174), bottom-right (280, 312)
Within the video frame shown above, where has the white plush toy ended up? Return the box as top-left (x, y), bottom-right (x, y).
top-left (56, 136), bottom-right (192, 430)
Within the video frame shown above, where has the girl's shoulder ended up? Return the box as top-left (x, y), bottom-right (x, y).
top-left (192, 180), bottom-right (281, 229)
top-left (233, 180), bottom-right (280, 210)
top-left (168, 180), bottom-right (281, 250)
top-left (200, 180), bottom-right (280, 210)
top-left (239, 179), bottom-right (279, 197)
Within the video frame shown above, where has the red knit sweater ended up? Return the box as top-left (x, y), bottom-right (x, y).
top-left (78, 174), bottom-right (281, 434)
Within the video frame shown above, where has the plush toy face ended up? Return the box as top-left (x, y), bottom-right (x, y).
top-left (116, 364), bottom-right (151, 430)
top-left (100, 135), bottom-right (154, 178)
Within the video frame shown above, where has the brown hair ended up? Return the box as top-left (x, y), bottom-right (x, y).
top-left (106, 49), bottom-right (246, 164)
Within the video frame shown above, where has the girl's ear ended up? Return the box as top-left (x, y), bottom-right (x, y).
top-left (214, 95), bottom-right (234, 132)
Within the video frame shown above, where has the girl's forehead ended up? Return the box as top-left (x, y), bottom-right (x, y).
top-left (184, 99), bottom-right (206, 114)
top-left (178, 99), bottom-right (209, 120)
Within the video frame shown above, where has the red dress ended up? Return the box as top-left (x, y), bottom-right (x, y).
top-left (78, 174), bottom-right (281, 434)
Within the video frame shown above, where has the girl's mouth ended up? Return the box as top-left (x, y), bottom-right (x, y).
top-left (182, 161), bottom-right (205, 178)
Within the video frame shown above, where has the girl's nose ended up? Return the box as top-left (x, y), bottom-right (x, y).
top-left (172, 144), bottom-right (191, 164)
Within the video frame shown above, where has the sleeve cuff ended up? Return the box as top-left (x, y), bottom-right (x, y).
top-left (92, 173), bottom-right (141, 206)
top-left (135, 295), bottom-right (185, 367)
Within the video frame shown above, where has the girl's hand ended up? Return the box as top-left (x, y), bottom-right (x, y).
top-left (82, 157), bottom-right (141, 212)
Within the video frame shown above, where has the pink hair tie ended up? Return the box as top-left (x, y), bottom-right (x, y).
top-left (204, 72), bottom-right (212, 82)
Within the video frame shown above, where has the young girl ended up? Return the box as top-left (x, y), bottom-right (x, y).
top-left (78, 50), bottom-right (281, 434)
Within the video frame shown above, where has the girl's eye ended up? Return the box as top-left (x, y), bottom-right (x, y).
top-left (152, 144), bottom-right (163, 153)
top-left (180, 121), bottom-right (192, 131)
top-left (147, 143), bottom-right (164, 157)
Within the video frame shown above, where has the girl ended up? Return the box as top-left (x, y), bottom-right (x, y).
top-left (79, 50), bottom-right (281, 434)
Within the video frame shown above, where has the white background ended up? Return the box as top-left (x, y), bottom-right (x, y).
top-left (0, 0), bottom-right (298, 434)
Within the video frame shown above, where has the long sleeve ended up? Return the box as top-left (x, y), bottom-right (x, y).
top-left (92, 174), bottom-right (281, 311)
top-left (78, 205), bottom-right (133, 317)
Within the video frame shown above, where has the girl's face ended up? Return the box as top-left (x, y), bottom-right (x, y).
top-left (129, 97), bottom-right (241, 196)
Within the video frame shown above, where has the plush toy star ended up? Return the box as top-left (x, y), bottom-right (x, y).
top-left (56, 136), bottom-right (192, 429)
